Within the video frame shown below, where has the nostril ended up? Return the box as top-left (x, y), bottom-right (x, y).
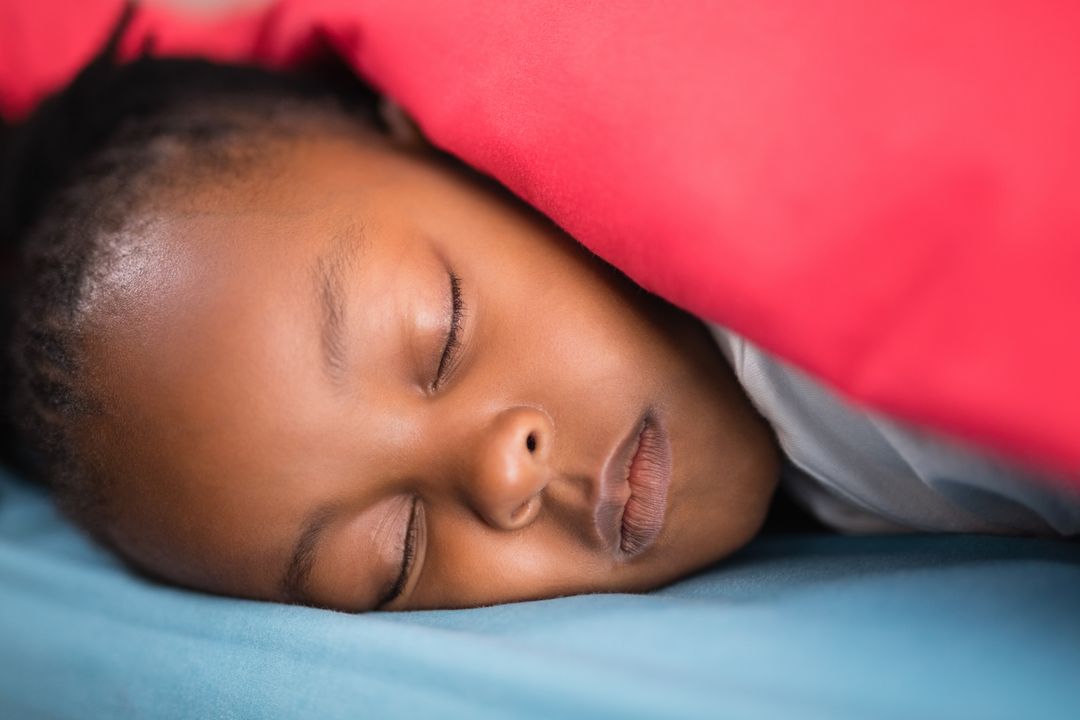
top-left (525, 432), bottom-right (537, 454)
top-left (510, 499), bottom-right (532, 522)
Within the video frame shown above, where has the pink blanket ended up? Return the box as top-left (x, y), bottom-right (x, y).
top-left (3, 0), bottom-right (1078, 481)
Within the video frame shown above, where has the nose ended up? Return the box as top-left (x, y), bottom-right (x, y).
top-left (466, 406), bottom-right (554, 531)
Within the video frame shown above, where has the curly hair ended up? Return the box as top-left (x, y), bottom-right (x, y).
top-left (0, 13), bottom-right (380, 542)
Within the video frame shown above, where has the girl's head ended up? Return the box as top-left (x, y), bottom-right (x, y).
top-left (2, 44), bottom-right (779, 610)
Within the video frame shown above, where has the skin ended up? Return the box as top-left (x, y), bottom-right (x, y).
top-left (79, 119), bottom-right (780, 612)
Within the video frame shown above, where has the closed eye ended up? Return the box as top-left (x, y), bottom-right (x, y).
top-left (432, 270), bottom-right (464, 390)
top-left (377, 496), bottom-right (421, 609)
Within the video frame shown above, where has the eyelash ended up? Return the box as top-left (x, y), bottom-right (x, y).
top-left (432, 270), bottom-right (465, 391)
top-left (382, 496), bottom-right (421, 608)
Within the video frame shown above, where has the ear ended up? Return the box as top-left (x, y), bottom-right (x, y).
top-left (378, 97), bottom-right (430, 150)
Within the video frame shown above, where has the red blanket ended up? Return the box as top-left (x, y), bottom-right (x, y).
top-left (3, 0), bottom-right (1078, 481)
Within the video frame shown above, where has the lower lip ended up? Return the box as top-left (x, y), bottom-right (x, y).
top-left (620, 415), bottom-right (672, 558)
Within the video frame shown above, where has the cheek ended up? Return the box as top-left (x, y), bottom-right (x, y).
top-left (412, 516), bottom-right (614, 609)
top-left (495, 269), bottom-right (656, 397)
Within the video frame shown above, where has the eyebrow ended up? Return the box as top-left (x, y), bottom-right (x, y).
top-left (313, 221), bottom-right (366, 385)
top-left (280, 502), bottom-right (338, 605)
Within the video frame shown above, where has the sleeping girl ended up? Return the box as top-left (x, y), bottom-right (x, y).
top-left (2, 41), bottom-right (1077, 612)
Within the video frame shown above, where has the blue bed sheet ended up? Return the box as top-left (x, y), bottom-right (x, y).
top-left (1, 469), bottom-right (1077, 719)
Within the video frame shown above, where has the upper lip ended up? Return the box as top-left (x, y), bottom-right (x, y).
top-left (593, 412), bottom-right (648, 553)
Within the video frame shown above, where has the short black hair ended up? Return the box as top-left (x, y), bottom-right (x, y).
top-left (0, 10), bottom-right (381, 541)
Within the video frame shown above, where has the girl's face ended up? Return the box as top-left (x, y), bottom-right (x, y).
top-left (85, 130), bottom-right (779, 611)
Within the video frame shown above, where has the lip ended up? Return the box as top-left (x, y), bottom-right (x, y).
top-left (595, 411), bottom-right (672, 560)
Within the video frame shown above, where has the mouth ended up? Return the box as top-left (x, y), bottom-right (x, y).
top-left (596, 411), bottom-right (673, 560)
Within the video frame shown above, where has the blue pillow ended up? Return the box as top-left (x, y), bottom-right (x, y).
top-left (1, 469), bottom-right (1077, 719)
